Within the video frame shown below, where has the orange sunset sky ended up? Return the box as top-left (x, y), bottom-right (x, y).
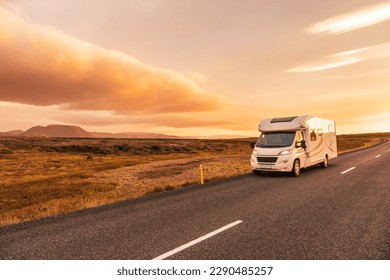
top-left (1, 0), bottom-right (390, 137)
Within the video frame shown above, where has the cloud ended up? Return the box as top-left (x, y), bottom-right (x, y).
top-left (307, 1), bottom-right (390, 35)
top-left (133, 115), bottom-right (231, 128)
top-left (0, 5), bottom-right (225, 115)
top-left (0, 101), bottom-right (238, 135)
top-left (53, 111), bottom-right (231, 128)
top-left (288, 42), bottom-right (390, 72)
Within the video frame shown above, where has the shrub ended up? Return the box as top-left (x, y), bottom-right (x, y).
top-left (150, 145), bottom-right (161, 151)
top-left (0, 148), bottom-right (13, 154)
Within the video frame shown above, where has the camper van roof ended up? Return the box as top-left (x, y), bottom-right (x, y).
top-left (258, 115), bottom-right (313, 132)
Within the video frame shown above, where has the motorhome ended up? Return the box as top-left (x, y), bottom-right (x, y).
top-left (250, 115), bottom-right (337, 177)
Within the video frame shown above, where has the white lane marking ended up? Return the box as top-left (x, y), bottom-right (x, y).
top-left (152, 220), bottom-right (243, 260)
top-left (341, 167), bottom-right (356, 174)
top-left (375, 154), bottom-right (381, 158)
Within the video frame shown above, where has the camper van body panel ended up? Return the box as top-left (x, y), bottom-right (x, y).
top-left (251, 115), bottom-right (337, 174)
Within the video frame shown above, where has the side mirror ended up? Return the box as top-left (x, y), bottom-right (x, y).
top-left (301, 140), bottom-right (307, 149)
top-left (250, 142), bottom-right (256, 149)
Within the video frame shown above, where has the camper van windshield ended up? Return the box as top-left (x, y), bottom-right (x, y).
top-left (256, 132), bottom-right (296, 148)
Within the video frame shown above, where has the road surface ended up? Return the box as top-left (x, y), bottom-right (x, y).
top-left (1, 140), bottom-right (389, 259)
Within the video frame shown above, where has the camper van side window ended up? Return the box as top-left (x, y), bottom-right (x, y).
top-left (310, 129), bottom-right (317, 141)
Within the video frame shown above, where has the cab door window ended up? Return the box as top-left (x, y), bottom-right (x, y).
top-left (296, 131), bottom-right (305, 147)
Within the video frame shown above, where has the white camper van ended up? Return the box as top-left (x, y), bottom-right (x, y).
top-left (250, 115), bottom-right (337, 177)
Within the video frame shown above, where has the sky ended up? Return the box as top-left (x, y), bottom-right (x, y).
top-left (1, 0), bottom-right (390, 136)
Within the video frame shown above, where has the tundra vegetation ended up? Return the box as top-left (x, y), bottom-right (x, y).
top-left (0, 133), bottom-right (388, 226)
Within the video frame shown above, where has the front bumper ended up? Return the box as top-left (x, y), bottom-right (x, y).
top-left (250, 154), bottom-right (293, 172)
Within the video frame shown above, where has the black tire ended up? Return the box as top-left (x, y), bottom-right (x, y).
top-left (320, 155), bottom-right (328, 168)
top-left (291, 159), bottom-right (300, 177)
top-left (253, 170), bottom-right (262, 175)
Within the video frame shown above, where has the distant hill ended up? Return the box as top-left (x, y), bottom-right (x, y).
top-left (21, 125), bottom-right (93, 138)
top-left (90, 131), bottom-right (182, 139)
top-left (0, 130), bottom-right (24, 136)
top-left (0, 125), bottom-right (184, 139)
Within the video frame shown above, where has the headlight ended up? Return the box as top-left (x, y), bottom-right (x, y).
top-left (252, 150), bottom-right (258, 156)
top-left (278, 149), bottom-right (292, 155)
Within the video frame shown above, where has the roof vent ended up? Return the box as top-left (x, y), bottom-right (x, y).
top-left (270, 116), bottom-right (298, 123)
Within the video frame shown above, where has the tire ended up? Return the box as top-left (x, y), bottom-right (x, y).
top-left (320, 155), bottom-right (328, 168)
top-left (253, 170), bottom-right (262, 175)
top-left (291, 159), bottom-right (301, 177)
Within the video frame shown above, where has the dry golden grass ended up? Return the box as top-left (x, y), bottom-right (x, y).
top-left (336, 133), bottom-right (389, 153)
top-left (0, 133), bottom-right (388, 226)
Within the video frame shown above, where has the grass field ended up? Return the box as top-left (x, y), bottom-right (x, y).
top-left (1, 133), bottom-right (389, 226)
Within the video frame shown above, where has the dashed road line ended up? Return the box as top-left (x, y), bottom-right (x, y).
top-left (375, 154), bottom-right (381, 158)
top-left (341, 167), bottom-right (356, 174)
top-left (152, 220), bottom-right (243, 260)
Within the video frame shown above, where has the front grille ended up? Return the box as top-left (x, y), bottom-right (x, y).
top-left (257, 157), bottom-right (278, 163)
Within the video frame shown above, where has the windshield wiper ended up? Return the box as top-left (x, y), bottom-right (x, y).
top-left (257, 144), bottom-right (285, 148)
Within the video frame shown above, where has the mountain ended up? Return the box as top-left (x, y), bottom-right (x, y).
top-left (90, 131), bottom-right (182, 139)
top-left (1, 124), bottom-right (185, 139)
top-left (21, 125), bottom-right (93, 138)
top-left (0, 130), bottom-right (24, 136)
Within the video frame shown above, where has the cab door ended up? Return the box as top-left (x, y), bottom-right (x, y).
top-left (295, 131), bottom-right (308, 167)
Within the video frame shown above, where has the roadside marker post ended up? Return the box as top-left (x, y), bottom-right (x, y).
top-left (200, 164), bottom-right (204, 185)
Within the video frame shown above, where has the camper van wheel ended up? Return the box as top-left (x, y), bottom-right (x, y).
top-left (292, 159), bottom-right (301, 177)
top-left (320, 155), bottom-right (328, 168)
top-left (253, 170), bottom-right (262, 175)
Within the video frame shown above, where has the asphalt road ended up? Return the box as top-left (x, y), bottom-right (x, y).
top-left (1, 140), bottom-right (389, 260)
